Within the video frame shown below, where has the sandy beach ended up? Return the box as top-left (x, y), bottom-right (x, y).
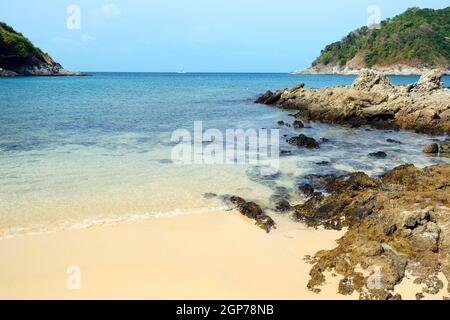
top-left (0, 210), bottom-right (354, 300)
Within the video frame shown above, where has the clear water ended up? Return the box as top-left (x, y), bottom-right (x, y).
top-left (0, 73), bottom-right (449, 239)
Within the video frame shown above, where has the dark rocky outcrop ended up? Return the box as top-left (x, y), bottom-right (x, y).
top-left (292, 120), bottom-right (305, 129)
top-left (287, 134), bottom-right (319, 149)
top-left (275, 199), bottom-right (292, 212)
top-left (294, 164), bottom-right (450, 299)
top-left (369, 151), bottom-right (387, 159)
top-left (229, 196), bottom-right (276, 233)
top-left (423, 143), bottom-right (440, 154)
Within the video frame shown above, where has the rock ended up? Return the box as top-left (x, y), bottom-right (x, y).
top-left (292, 120), bottom-right (305, 129)
top-left (351, 69), bottom-right (394, 92)
top-left (255, 90), bottom-right (274, 104)
top-left (369, 151), bottom-right (387, 158)
top-left (316, 161), bottom-right (330, 166)
top-left (416, 293), bottom-right (425, 300)
top-left (386, 138), bottom-right (402, 144)
top-left (0, 69), bottom-right (19, 77)
top-left (275, 199), bottom-right (292, 212)
top-left (384, 224), bottom-right (397, 236)
top-left (338, 277), bottom-right (355, 295)
top-left (239, 201), bottom-right (263, 218)
top-left (324, 172), bottom-right (381, 193)
top-left (287, 134), bottom-right (319, 149)
top-left (202, 192), bottom-right (217, 199)
top-left (409, 69), bottom-right (444, 92)
top-left (440, 141), bottom-right (450, 153)
top-left (254, 214), bottom-right (276, 233)
top-left (265, 92), bottom-right (283, 105)
top-left (302, 164), bottom-right (450, 299)
top-left (280, 150), bottom-right (292, 156)
top-left (403, 211), bottom-right (430, 229)
top-left (422, 143), bottom-right (439, 154)
top-left (230, 196), bottom-right (246, 206)
top-left (291, 82), bottom-right (305, 91)
top-left (255, 70), bottom-right (449, 135)
top-left (230, 196), bottom-right (276, 233)
top-left (277, 120), bottom-right (285, 126)
top-left (299, 184), bottom-right (315, 197)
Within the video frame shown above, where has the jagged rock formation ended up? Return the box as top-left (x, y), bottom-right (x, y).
top-left (256, 69), bottom-right (450, 135)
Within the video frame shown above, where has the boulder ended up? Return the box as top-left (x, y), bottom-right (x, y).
top-left (292, 120), bottom-right (305, 129)
top-left (287, 134), bottom-right (319, 149)
top-left (423, 143), bottom-right (439, 154)
top-left (409, 69), bottom-right (444, 92)
top-left (369, 151), bottom-right (387, 158)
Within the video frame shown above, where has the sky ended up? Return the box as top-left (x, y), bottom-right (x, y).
top-left (0, 0), bottom-right (447, 72)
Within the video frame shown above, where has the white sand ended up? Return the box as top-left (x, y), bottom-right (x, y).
top-left (0, 210), bottom-right (354, 300)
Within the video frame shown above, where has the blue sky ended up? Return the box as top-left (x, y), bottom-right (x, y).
top-left (0, 0), bottom-right (446, 72)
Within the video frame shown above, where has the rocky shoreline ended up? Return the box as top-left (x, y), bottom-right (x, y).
top-left (247, 70), bottom-right (450, 299)
top-left (298, 164), bottom-right (450, 299)
top-left (291, 66), bottom-right (450, 76)
top-left (0, 66), bottom-right (87, 77)
top-left (256, 69), bottom-right (450, 135)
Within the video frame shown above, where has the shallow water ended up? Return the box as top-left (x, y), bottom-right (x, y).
top-left (0, 73), bottom-right (449, 238)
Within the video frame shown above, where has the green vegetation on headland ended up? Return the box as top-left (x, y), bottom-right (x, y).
top-left (0, 22), bottom-right (47, 68)
top-left (0, 22), bottom-right (85, 76)
top-left (310, 7), bottom-right (450, 71)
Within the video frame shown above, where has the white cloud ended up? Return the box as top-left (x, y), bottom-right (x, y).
top-left (100, 3), bottom-right (121, 18)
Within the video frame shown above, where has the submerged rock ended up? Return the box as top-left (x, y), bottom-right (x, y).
top-left (275, 199), bottom-right (292, 212)
top-left (369, 151), bottom-right (387, 158)
top-left (292, 120), bottom-right (305, 129)
top-left (408, 69), bottom-right (444, 92)
top-left (386, 138), bottom-right (402, 144)
top-left (287, 134), bottom-right (319, 149)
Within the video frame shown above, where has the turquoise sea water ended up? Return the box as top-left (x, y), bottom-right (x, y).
top-left (0, 73), bottom-right (449, 238)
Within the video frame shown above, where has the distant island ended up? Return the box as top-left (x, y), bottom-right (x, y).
top-left (0, 22), bottom-right (86, 77)
top-left (293, 7), bottom-right (450, 75)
